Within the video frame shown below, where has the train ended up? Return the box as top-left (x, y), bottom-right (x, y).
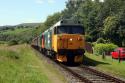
top-left (31, 19), bottom-right (85, 63)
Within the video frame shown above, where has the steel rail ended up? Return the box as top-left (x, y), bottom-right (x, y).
top-left (80, 66), bottom-right (125, 83)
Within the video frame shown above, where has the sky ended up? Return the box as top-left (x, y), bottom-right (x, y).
top-left (0, 0), bottom-right (67, 26)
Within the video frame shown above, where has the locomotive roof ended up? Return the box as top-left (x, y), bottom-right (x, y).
top-left (43, 19), bottom-right (82, 33)
top-left (50, 19), bottom-right (82, 30)
top-left (55, 19), bottom-right (81, 26)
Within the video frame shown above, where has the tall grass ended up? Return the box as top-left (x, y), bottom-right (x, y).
top-left (0, 45), bottom-right (50, 83)
top-left (0, 49), bottom-right (19, 59)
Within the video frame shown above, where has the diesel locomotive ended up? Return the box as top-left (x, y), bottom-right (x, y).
top-left (32, 19), bottom-right (85, 63)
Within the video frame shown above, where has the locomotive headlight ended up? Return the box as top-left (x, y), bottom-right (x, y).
top-left (70, 38), bottom-right (73, 41)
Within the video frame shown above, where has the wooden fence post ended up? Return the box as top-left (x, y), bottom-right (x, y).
top-left (118, 50), bottom-right (121, 63)
top-left (102, 52), bottom-right (105, 59)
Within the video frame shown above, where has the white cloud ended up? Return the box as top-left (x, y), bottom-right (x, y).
top-left (35, 0), bottom-right (56, 4)
top-left (92, 0), bottom-right (104, 2)
top-left (48, 0), bottom-right (55, 4)
top-left (36, 0), bottom-right (44, 4)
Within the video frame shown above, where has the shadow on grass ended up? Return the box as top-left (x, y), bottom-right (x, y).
top-left (113, 58), bottom-right (125, 62)
top-left (83, 55), bottom-right (110, 66)
top-left (121, 58), bottom-right (125, 61)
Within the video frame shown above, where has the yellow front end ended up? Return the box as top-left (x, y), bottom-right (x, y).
top-left (52, 34), bottom-right (85, 63)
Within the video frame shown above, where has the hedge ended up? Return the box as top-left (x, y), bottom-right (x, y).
top-left (94, 43), bottom-right (118, 55)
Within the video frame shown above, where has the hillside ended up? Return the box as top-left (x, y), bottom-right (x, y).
top-left (0, 23), bottom-right (41, 44)
top-left (0, 23), bottom-right (41, 28)
top-left (0, 28), bottom-right (32, 35)
top-left (17, 23), bottom-right (41, 27)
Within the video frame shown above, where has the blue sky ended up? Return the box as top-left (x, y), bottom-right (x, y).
top-left (0, 0), bottom-right (67, 26)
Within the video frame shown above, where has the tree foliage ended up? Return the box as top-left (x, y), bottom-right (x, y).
top-left (61, 0), bottom-right (125, 46)
top-left (32, 0), bottom-right (125, 46)
top-left (1, 0), bottom-right (125, 46)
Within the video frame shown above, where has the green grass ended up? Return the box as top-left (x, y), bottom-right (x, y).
top-left (0, 45), bottom-right (66, 83)
top-left (84, 53), bottom-right (125, 78)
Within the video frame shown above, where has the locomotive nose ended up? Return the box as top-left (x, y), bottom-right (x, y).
top-left (58, 35), bottom-right (84, 49)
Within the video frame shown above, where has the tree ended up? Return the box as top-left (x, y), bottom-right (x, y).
top-left (44, 12), bottom-right (62, 28)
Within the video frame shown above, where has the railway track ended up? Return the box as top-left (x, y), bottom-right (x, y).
top-left (80, 66), bottom-right (125, 83)
top-left (32, 46), bottom-right (125, 83)
top-left (59, 64), bottom-right (125, 83)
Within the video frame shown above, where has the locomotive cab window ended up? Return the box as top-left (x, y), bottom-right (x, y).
top-left (54, 27), bottom-right (57, 34)
top-left (56, 26), bottom-right (84, 34)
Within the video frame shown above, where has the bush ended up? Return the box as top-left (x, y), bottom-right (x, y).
top-left (92, 42), bottom-right (97, 47)
top-left (94, 43), bottom-right (118, 55)
top-left (85, 35), bottom-right (92, 42)
top-left (8, 40), bottom-right (18, 46)
top-left (0, 41), bottom-right (6, 44)
top-left (96, 38), bottom-right (106, 43)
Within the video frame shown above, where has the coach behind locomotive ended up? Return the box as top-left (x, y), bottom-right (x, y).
top-left (34, 19), bottom-right (85, 63)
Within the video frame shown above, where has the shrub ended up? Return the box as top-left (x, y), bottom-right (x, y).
top-left (92, 42), bottom-right (97, 47)
top-left (85, 35), bottom-right (92, 42)
top-left (8, 40), bottom-right (18, 46)
top-left (94, 43), bottom-right (118, 55)
top-left (96, 38), bottom-right (106, 43)
top-left (0, 41), bottom-right (6, 44)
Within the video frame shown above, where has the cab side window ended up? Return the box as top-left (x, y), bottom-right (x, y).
top-left (54, 27), bottom-right (57, 34)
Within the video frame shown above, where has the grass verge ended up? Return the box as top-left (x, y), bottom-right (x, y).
top-left (84, 53), bottom-right (125, 79)
top-left (0, 44), bottom-right (66, 83)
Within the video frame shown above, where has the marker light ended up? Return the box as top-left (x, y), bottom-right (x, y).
top-left (78, 37), bottom-right (82, 41)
